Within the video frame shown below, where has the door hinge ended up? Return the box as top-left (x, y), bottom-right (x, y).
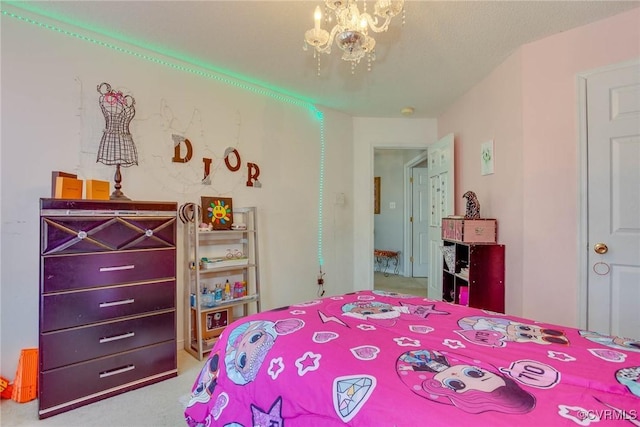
top-left (410, 177), bottom-right (413, 184)
top-left (410, 256), bottom-right (414, 263)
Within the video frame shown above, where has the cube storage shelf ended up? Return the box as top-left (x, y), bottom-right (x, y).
top-left (441, 218), bottom-right (505, 313)
top-left (184, 206), bottom-right (260, 360)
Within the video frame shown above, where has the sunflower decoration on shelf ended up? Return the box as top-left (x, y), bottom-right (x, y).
top-left (202, 197), bottom-right (233, 230)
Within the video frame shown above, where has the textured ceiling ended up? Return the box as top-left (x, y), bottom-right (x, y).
top-left (5, 1), bottom-right (640, 118)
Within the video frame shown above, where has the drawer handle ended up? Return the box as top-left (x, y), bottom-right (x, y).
top-left (99, 298), bottom-right (135, 308)
top-left (99, 265), bottom-right (135, 272)
top-left (99, 331), bottom-right (135, 344)
top-left (99, 364), bottom-right (135, 379)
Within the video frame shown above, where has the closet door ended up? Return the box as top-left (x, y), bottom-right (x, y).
top-left (586, 62), bottom-right (640, 340)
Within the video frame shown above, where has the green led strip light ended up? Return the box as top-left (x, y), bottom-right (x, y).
top-left (1, 7), bottom-right (326, 267)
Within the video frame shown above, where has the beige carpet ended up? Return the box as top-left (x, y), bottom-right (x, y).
top-left (373, 272), bottom-right (428, 297)
top-left (0, 349), bottom-right (204, 427)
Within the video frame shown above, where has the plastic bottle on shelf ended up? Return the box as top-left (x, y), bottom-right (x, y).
top-left (202, 287), bottom-right (214, 308)
top-left (224, 280), bottom-right (232, 300)
top-left (214, 284), bottom-right (223, 303)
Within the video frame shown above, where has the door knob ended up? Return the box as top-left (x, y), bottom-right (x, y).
top-left (594, 243), bottom-right (608, 254)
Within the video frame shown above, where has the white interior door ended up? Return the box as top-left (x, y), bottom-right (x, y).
top-left (427, 134), bottom-right (455, 300)
top-left (411, 166), bottom-right (429, 277)
top-left (586, 62), bottom-right (640, 340)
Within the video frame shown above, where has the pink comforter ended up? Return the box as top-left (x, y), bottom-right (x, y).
top-left (185, 290), bottom-right (640, 426)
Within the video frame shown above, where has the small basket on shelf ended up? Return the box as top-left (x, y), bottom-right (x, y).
top-left (441, 246), bottom-right (455, 272)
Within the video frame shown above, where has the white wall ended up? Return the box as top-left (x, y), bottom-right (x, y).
top-left (520, 8), bottom-right (640, 327)
top-left (0, 9), bottom-right (354, 376)
top-left (438, 52), bottom-right (525, 317)
top-left (353, 119), bottom-right (438, 290)
top-left (438, 8), bottom-right (640, 327)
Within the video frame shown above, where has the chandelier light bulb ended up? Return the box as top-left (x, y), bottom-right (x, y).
top-left (314, 6), bottom-right (322, 31)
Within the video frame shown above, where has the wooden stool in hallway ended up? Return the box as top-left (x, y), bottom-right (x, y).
top-left (374, 249), bottom-right (400, 276)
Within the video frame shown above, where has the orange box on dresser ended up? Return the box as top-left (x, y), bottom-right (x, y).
top-left (85, 179), bottom-right (110, 200)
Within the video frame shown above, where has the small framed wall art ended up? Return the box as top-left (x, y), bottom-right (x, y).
top-left (201, 197), bottom-right (233, 230)
top-left (481, 140), bottom-right (495, 176)
top-left (374, 177), bottom-right (381, 214)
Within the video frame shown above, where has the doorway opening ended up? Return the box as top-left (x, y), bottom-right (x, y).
top-left (373, 148), bottom-right (428, 295)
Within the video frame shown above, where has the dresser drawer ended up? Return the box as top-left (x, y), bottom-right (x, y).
top-left (39, 340), bottom-right (176, 410)
top-left (41, 216), bottom-right (176, 255)
top-left (41, 311), bottom-right (175, 370)
top-left (42, 248), bottom-right (176, 292)
top-left (41, 280), bottom-right (175, 332)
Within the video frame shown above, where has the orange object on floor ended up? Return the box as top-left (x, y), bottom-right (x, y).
top-left (0, 376), bottom-right (13, 399)
top-left (11, 348), bottom-right (38, 403)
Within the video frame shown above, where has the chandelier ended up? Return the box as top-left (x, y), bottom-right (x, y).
top-left (303, 0), bottom-right (405, 75)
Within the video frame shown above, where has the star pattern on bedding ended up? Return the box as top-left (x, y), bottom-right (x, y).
top-left (548, 351), bottom-right (576, 362)
top-left (394, 336), bottom-right (420, 347)
top-left (251, 396), bottom-right (284, 427)
top-left (268, 357), bottom-right (284, 380)
top-left (401, 302), bottom-right (450, 319)
top-left (295, 351), bottom-right (321, 376)
top-left (442, 339), bottom-right (465, 349)
top-left (557, 405), bottom-right (599, 426)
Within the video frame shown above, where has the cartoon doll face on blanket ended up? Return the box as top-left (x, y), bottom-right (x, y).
top-left (224, 318), bottom-right (304, 385)
top-left (339, 299), bottom-right (449, 325)
top-left (397, 349), bottom-right (536, 414)
top-left (187, 351), bottom-right (222, 407)
top-left (579, 330), bottom-right (640, 353)
top-left (342, 301), bottom-right (402, 320)
top-left (457, 316), bottom-right (569, 346)
top-left (616, 366), bottom-right (640, 397)
top-left (505, 323), bottom-right (568, 345)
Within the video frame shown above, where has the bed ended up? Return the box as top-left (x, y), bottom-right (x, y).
top-left (184, 290), bottom-right (640, 426)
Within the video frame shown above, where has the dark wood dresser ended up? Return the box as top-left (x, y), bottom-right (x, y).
top-left (38, 199), bottom-right (178, 418)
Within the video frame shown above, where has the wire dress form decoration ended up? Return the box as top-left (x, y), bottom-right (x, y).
top-left (96, 82), bottom-right (139, 200)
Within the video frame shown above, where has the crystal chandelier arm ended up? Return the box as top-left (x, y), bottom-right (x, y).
top-left (374, 0), bottom-right (405, 19)
top-left (359, 13), bottom-right (392, 33)
top-left (314, 24), bottom-right (343, 54)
